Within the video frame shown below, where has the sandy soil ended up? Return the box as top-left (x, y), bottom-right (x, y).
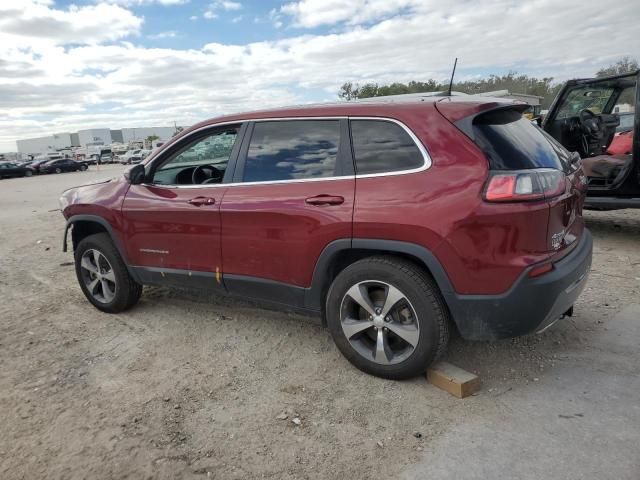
top-left (1, 166), bottom-right (638, 479)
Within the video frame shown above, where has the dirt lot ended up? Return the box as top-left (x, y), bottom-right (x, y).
top-left (1, 165), bottom-right (639, 479)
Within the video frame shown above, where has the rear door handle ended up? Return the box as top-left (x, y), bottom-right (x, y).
top-left (305, 195), bottom-right (345, 206)
top-left (188, 196), bottom-right (216, 206)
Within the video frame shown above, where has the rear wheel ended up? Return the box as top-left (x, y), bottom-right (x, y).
top-left (325, 256), bottom-right (449, 379)
top-left (24, 170), bottom-right (33, 177)
top-left (79, 164), bottom-right (87, 171)
top-left (55, 167), bottom-right (62, 174)
top-left (74, 233), bottom-right (142, 313)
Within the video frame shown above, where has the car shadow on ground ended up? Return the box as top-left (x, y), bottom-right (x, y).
top-left (136, 283), bottom-right (592, 389)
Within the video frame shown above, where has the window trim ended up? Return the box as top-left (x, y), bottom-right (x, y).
top-left (234, 118), bottom-right (353, 183)
top-left (144, 122), bottom-right (246, 187)
top-left (348, 117), bottom-right (431, 178)
top-left (143, 115), bottom-right (430, 189)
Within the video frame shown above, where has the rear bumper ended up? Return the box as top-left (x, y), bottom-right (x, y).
top-left (446, 229), bottom-right (593, 340)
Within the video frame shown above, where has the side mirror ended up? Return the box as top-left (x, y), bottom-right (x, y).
top-left (124, 164), bottom-right (146, 185)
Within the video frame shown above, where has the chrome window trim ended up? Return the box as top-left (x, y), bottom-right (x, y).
top-left (350, 116), bottom-right (431, 179)
top-left (142, 116), bottom-right (431, 190)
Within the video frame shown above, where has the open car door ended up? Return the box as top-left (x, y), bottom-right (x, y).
top-left (542, 71), bottom-right (640, 208)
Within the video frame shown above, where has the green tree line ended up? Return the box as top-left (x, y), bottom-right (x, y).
top-left (339, 57), bottom-right (639, 109)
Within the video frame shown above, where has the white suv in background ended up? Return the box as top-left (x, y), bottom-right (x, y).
top-left (118, 150), bottom-right (145, 164)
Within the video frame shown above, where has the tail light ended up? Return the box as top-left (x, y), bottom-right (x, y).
top-left (484, 169), bottom-right (566, 202)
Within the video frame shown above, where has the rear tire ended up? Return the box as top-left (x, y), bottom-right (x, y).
top-left (24, 170), bottom-right (33, 177)
top-left (79, 164), bottom-right (87, 171)
top-left (325, 256), bottom-right (449, 379)
top-left (74, 233), bottom-right (142, 313)
top-left (55, 167), bottom-right (62, 174)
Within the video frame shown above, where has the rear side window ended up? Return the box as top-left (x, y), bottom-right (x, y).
top-left (243, 120), bottom-right (340, 182)
top-left (350, 120), bottom-right (424, 175)
top-left (473, 109), bottom-right (568, 171)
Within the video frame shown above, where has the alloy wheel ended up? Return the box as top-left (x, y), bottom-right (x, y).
top-left (79, 249), bottom-right (117, 303)
top-left (340, 280), bottom-right (420, 365)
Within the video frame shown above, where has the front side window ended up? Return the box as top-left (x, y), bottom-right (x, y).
top-left (243, 120), bottom-right (340, 182)
top-left (350, 120), bottom-right (424, 175)
top-left (152, 127), bottom-right (239, 185)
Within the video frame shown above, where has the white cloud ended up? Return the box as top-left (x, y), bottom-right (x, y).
top-left (190, 15), bottom-right (198, 21)
top-left (218, 0), bottom-right (242, 10)
top-left (1, 0), bottom-right (640, 152)
top-left (268, 8), bottom-right (283, 29)
top-left (102, 0), bottom-right (188, 6)
top-left (203, 0), bottom-right (242, 20)
top-left (0, 0), bottom-right (142, 46)
top-left (147, 31), bottom-right (178, 40)
top-left (281, 0), bottom-right (416, 28)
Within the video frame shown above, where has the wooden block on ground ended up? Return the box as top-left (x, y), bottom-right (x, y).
top-left (427, 362), bottom-right (480, 398)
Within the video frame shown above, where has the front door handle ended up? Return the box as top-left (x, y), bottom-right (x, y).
top-left (305, 195), bottom-right (345, 206)
top-left (188, 196), bottom-right (216, 206)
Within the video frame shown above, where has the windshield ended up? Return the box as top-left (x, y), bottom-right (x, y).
top-left (556, 86), bottom-right (615, 118)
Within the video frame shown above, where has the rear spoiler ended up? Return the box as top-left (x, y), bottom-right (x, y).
top-left (435, 100), bottom-right (529, 141)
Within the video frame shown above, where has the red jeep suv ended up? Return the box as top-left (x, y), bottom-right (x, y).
top-left (60, 98), bottom-right (592, 379)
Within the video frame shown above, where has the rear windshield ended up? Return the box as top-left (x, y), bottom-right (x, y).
top-left (473, 109), bottom-right (570, 171)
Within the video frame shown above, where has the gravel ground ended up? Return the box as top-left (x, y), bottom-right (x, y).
top-left (1, 165), bottom-right (639, 479)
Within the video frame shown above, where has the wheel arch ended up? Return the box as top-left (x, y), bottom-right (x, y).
top-left (305, 239), bottom-right (456, 324)
top-left (64, 215), bottom-right (139, 282)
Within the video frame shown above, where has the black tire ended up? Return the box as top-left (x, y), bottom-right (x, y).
top-left (74, 233), bottom-right (142, 313)
top-left (79, 164), bottom-right (87, 171)
top-left (55, 167), bottom-right (62, 174)
top-left (325, 256), bottom-right (449, 380)
top-left (24, 170), bottom-right (33, 177)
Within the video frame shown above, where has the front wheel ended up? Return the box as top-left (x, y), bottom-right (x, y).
top-left (79, 164), bottom-right (87, 171)
top-left (74, 233), bottom-right (142, 313)
top-left (325, 256), bottom-right (449, 379)
top-left (55, 167), bottom-right (62, 174)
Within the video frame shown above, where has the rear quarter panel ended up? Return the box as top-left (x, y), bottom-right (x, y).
top-left (355, 105), bottom-right (556, 295)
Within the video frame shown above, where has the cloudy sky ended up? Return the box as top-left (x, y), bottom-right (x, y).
top-left (1, 0), bottom-right (639, 152)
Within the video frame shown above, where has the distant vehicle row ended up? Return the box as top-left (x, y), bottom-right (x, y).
top-left (0, 158), bottom-right (88, 179)
top-left (77, 148), bottom-right (152, 165)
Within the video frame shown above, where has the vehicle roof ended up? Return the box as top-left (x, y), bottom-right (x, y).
top-left (174, 96), bottom-right (521, 140)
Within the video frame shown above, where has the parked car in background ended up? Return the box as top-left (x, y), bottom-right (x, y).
top-left (40, 158), bottom-right (88, 174)
top-left (60, 98), bottom-right (591, 379)
top-left (0, 162), bottom-right (35, 179)
top-left (99, 152), bottom-right (114, 164)
top-left (542, 70), bottom-right (639, 209)
top-left (129, 149), bottom-right (151, 163)
top-left (118, 149), bottom-right (149, 164)
top-left (117, 150), bottom-right (136, 164)
top-left (29, 158), bottom-right (52, 174)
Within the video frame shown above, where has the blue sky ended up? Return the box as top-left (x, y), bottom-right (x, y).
top-left (55, 0), bottom-right (332, 48)
top-left (1, 0), bottom-right (639, 151)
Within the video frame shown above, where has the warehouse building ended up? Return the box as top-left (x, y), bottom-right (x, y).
top-left (16, 126), bottom-right (179, 155)
top-left (78, 128), bottom-right (113, 148)
top-left (16, 133), bottom-right (74, 156)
